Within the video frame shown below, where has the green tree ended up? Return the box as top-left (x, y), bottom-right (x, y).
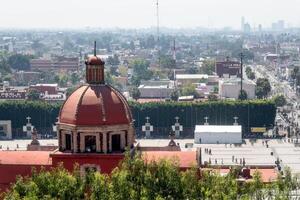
top-left (208, 94), bottom-right (218, 101)
top-left (159, 54), bottom-right (176, 69)
top-left (245, 67), bottom-right (255, 80)
top-left (170, 90), bottom-right (179, 101)
top-left (106, 54), bottom-right (120, 66)
top-left (131, 59), bottom-right (152, 81)
top-left (180, 84), bottom-right (199, 98)
top-left (273, 94), bottom-right (287, 107)
top-left (130, 87), bottom-right (141, 100)
top-left (238, 90), bottom-right (248, 100)
top-left (27, 89), bottom-right (40, 101)
top-left (255, 78), bottom-right (271, 99)
top-left (0, 53), bottom-right (11, 75)
top-left (201, 59), bottom-right (215, 75)
top-left (70, 72), bottom-right (80, 85)
top-left (185, 66), bottom-right (198, 74)
top-left (8, 54), bottom-right (31, 71)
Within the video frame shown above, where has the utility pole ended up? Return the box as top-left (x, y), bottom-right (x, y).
top-left (240, 52), bottom-right (244, 95)
top-left (156, 0), bottom-right (160, 68)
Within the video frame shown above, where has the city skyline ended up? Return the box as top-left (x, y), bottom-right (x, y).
top-left (0, 0), bottom-right (299, 29)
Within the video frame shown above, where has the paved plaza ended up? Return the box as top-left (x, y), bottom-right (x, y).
top-left (2, 138), bottom-right (300, 174)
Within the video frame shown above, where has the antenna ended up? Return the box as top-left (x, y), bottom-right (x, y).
top-left (156, 0), bottom-right (160, 45)
top-left (94, 41), bottom-right (97, 56)
top-left (240, 52), bottom-right (244, 97)
top-left (156, 0), bottom-right (160, 68)
top-left (172, 38), bottom-right (176, 61)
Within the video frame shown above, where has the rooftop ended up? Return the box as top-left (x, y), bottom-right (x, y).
top-left (176, 74), bottom-right (209, 79)
top-left (0, 151), bottom-right (52, 165)
top-left (143, 151), bottom-right (197, 168)
top-left (195, 125), bottom-right (242, 133)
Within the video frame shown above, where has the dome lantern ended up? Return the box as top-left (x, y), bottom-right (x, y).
top-left (85, 41), bottom-right (105, 84)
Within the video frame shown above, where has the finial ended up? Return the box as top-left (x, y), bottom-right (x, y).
top-left (94, 41), bottom-right (97, 56)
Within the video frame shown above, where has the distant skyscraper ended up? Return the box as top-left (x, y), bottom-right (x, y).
top-left (258, 24), bottom-right (262, 33)
top-left (241, 16), bottom-right (245, 31)
top-left (244, 23), bottom-right (251, 33)
top-left (272, 20), bottom-right (285, 32)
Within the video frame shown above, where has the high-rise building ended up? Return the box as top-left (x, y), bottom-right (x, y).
top-left (241, 16), bottom-right (245, 31)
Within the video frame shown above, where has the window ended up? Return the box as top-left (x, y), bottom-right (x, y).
top-left (65, 134), bottom-right (71, 150)
top-left (85, 135), bottom-right (96, 152)
top-left (112, 134), bottom-right (121, 152)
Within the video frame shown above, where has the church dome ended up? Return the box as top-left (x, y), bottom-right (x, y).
top-left (59, 84), bottom-right (132, 126)
top-left (57, 42), bottom-right (134, 154)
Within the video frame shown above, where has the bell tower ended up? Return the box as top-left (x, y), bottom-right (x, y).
top-left (85, 41), bottom-right (105, 84)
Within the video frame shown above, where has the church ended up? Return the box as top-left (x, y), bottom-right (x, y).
top-left (0, 43), bottom-right (194, 192)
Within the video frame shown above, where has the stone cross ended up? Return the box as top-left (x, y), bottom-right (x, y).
top-left (204, 116), bottom-right (209, 125)
top-left (172, 116), bottom-right (183, 138)
top-left (23, 116), bottom-right (34, 138)
top-left (233, 116), bottom-right (239, 126)
top-left (142, 116), bottom-right (153, 138)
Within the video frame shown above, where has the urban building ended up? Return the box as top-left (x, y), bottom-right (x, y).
top-left (194, 125), bottom-right (242, 144)
top-left (219, 78), bottom-right (256, 99)
top-left (176, 74), bottom-right (218, 86)
top-left (215, 58), bottom-right (241, 78)
top-left (138, 80), bottom-right (174, 99)
top-left (30, 56), bottom-right (79, 71)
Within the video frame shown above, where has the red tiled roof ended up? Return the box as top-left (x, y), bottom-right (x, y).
top-left (59, 84), bottom-right (132, 126)
top-left (216, 168), bottom-right (278, 183)
top-left (0, 151), bottom-right (52, 165)
top-left (142, 151), bottom-right (197, 168)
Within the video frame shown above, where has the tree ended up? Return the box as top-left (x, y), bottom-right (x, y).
top-left (130, 87), bottom-right (140, 100)
top-left (9, 152), bottom-right (297, 200)
top-left (159, 54), bottom-right (176, 69)
top-left (185, 66), bottom-right (198, 74)
top-left (245, 67), bottom-right (255, 80)
top-left (170, 90), bottom-right (179, 101)
top-left (131, 59), bottom-right (152, 81)
top-left (208, 94), bottom-right (218, 101)
top-left (8, 54), bottom-right (31, 71)
top-left (0, 53), bottom-right (11, 75)
top-left (255, 78), bottom-right (271, 99)
top-left (200, 59), bottom-right (215, 75)
top-left (238, 90), bottom-right (248, 100)
top-left (273, 94), bottom-right (286, 107)
top-left (70, 72), bottom-right (80, 85)
top-left (106, 54), bottom-right (120, 66)
top-left (27, 89), bottom-right (40, 100)
top-left (180, 84), bottom-right (199, 98)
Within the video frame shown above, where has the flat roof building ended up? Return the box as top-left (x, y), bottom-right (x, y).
top-left (194, 125), bottom-right (242, 144)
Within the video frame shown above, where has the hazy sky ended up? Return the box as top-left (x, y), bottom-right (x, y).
top-left (0, 0), bottom-right (299, 29)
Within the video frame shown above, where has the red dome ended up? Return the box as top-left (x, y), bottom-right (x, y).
top-left (85, 56), bottom-right (105, 65)
top-left (59, 85), bottom-right (132, 126)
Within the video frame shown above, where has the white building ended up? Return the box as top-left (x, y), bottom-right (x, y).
top-left (175, 74), bottom-right (219, 86)
top-left (138, 80), bottom-right (174, 99)
top-left (194, 125), bottom-right (242, 144)
top-left (219, 78), bottom-right (256, 99)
